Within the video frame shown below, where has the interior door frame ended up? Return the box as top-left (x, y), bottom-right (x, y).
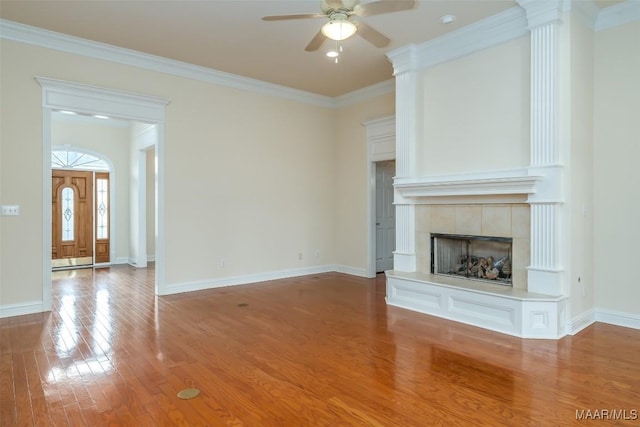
top-left (37, 77), bottom-right (170, 310)
top-left (364, 116), bottom-right (396, 278)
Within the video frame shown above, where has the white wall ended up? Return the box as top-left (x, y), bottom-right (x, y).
top-left (51, 119), bottom-right (130, 263)
top-left (147, 147), bottom-right (156, 261)
top-left (420, 37), bottom-right (530, 176)
top-left (593, 20), bottom-right (640, 316)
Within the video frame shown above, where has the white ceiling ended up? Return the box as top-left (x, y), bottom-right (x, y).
top-left (0, 0), bottom-right (625, 97)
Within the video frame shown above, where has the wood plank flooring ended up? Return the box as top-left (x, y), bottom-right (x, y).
top-left (1, 265), bottom-right (639, 426)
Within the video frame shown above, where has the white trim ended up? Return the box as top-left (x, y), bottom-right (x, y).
top-left (333, 265), bottom-right (371, 278)
top-left (517, 0), bottom-right (564, 30)
top-left (37, 77), bottom-right (169, 305)
top-left (147, 255), bottom-right (156, 262)
top-left (0, 301), bottom-right (44, 318)
top-left (596, 309), bottom-right (640, 330)
top-left (387, 6), bottom-right (529, 74)
top-left (386, 271), bottom-right (568, 339)
top-left (42, 109), bottom-right (52, 311)
top-left (1, 19), bottom-right (337, 108)
top-left (163, 265), bottom-right (336, 295)
top-left (364, 116), bottom-right (396, 278)
top-left (114, 257), bottom-right (129, 265)
top-left (595, 0), bottom-right (640, 31)
top-left (394, 169), bottom-right (541, 200)
top-left (570, 308), bottom-right (596, 334)
top-left (35, 76), bottom-right (169, 122)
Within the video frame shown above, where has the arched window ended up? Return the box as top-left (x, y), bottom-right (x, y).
top-left (52, 149), bottom-right (109, 171)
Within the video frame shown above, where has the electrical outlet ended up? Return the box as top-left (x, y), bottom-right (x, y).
top-left (1, 205), bottom-right (20, 216)
top-left (298, 252), bottom-right (303, 261)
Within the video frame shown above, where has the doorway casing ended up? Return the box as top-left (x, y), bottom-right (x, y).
top-left (364, 115), bottom-right (396, 278)
top-left (37, 77), bottom-right (170, 310)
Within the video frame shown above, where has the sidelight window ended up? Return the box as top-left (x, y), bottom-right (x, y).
top-left (61, 187), bottom-right (75, 241)
top-left (96, 178), bottom-right (109, 239)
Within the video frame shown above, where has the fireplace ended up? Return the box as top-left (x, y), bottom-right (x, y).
top-left (431, 233), bottom-right (513, 286)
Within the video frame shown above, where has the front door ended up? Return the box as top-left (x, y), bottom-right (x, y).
top-left (375, 161), bottom-right (395, 273)
top-left (52, 170), bottom-right (93, 268)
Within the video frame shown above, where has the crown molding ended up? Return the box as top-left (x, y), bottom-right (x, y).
top-left (0, 19), bottom-right (339, 109)
top-left (333, 79), bottom-right (395, 108)
top-left (387, 7), bottom-right (529, 74)
top-left (595, 0), bottom-right (640, 31)
top-left (517, 0), bottom-right (564, 29)
top-left (386, 44), bottom-right (422, 75)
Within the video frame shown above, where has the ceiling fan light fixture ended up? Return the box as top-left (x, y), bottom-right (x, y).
top-left (321, 16), bottom-right (357, 41)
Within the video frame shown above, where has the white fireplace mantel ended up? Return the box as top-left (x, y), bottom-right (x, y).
top-left (384, 0), bottom-right (572, 339)
top-left (394, 168), bottom-right (542, 201)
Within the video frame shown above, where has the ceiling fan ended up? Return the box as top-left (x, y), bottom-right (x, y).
top-left (262, 0), bottom-right (416, 52)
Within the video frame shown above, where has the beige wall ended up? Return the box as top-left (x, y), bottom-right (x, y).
top-left (593, 20), bottom-right (640, 315)
top-left (421, 37), bottom-right (530, 176)
top-left (568, 13), bottom-right (596, 319)
top-left (51, 119), bottom-right (131, 262)
top-left (0, 39), bottom-right (336, 306)
top-left (333, 93), bottom-right (395, 272)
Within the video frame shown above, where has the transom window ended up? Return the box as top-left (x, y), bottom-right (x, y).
top-left (52, 149), bottom-right (109, 171)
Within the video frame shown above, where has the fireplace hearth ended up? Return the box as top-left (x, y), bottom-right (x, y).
top-left (431, 233), bottom-right (513, 286)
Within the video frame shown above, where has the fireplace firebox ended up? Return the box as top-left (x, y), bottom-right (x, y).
top-left (431, 233), bottom-right (513, 286)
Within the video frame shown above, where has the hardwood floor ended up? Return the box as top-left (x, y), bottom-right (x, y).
top-left (1, 265), bottom-right (639, 426)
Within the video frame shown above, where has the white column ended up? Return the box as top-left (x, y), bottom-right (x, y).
top-left (518, 0), bottom-right (565, 295)
top-left (387, 46), bottom-right (423, 272)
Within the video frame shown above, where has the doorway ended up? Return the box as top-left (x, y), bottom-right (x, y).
top-left (51, 169), bottom-right (113, 269)
top-left (38, 77), bottom-right (169, 311)
top-left (375, 160), bottom-right (396, 273)
top-left (51, 169), bottom-right (94, 268)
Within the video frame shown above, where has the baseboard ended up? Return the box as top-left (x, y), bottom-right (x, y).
top-left (0, 301), bottom-right (44, 318)
top-left (596, 309), bottom-right (640, 330)
top-left (333, 265), bottom-right (371, 278)
top-left (147, 255), bottom-right (156, 262)
top-left (570, 308), bottom-right (596, 335)
top-left (163, 265), bottom-right (336, 295)
top-left (114, 257), bottom-right (129, 265)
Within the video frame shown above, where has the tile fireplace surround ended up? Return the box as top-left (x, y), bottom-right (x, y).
top-left (385, 175), bottom-right (567, 339)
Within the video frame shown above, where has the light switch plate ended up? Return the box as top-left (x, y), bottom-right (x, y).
top-left (1, 205), bottom-right (20, 216)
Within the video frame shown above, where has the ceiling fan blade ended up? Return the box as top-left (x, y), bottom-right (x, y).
top-left (355, 21), bottom-right (390, 48)
top-left (355, 0), bottom-right (416, 17)
top-left (262, 14), bottom-right (326, 21)
top-left (325, 0), bottom-right (344, 9)
top-left (305, 30), bottom-right (327, 52)
top-left (342, 0), bottom-right (360, 10)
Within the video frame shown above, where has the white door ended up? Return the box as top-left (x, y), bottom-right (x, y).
top-left (376, 161), bottom-right (395, 272)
